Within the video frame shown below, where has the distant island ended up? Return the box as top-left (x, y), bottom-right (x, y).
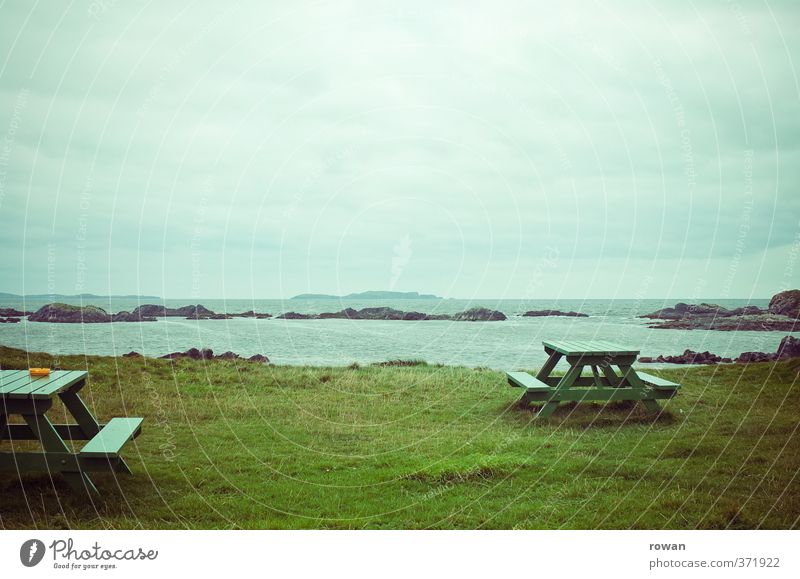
top-left (290, 291), bottom-right (443, 300)
top-left (0, 292), bottom-right (161, 300)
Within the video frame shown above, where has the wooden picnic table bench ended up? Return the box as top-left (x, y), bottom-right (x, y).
top-left (508, 340), bottom-right (680, 418)
top-left (0, 369), bottom-right (143, 494)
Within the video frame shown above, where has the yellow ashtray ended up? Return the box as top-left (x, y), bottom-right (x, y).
top-left (29, 368), bottom-right (51, 376)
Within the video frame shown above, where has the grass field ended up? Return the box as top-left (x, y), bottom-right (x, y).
top-left (1, 346), bottom-right (798, 529)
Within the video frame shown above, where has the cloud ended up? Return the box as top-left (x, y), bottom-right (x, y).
top-left (0, 0), bottom-right (798, 298)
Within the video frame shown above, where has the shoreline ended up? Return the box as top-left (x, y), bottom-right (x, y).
top-left (0, 345), bottom-right (787, 371)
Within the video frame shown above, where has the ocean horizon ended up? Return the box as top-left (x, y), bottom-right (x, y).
top-left (1, 296), bottom-right (794, 369)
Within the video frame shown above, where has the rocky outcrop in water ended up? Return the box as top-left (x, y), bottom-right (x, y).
top-left (639, 335), bottom-right (800, 365)
top-left (276, 306), bottom-right (505, 321)
top-left (0, 308), bottom-right (31, 317)
top-left (0, 317), bottom-right (21, 323)
top-left (638, 350), bottom-right (731, 364)
top-left (159, 348), bottom-right (270, 363)
top-left (131, 304), bottom-right (215, 319)
top-left (25, 302), bottom-right (274, 322)
top-left (768, 290), bottom-right (800, 319)
top-left (28, 303), bottom-right (114, 323)
top-left (451, 307), bottom-right (507, 321)
top-left (232, 310), bottom-right (273, 319)
top-left (639, 291), bottom-right (799, 331)
top-left (522, 310), bottom-right (588, 318)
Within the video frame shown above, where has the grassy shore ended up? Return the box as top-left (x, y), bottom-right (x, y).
top-left (0, 346), bottom-right (798, 529)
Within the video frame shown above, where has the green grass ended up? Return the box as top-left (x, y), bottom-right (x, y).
top-left (1, 346), bottom-right (798, 529)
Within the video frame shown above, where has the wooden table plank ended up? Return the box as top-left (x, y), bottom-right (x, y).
top-left (542, 340), bottom-right (639, 356)
top-left (8, 371), bottom-right (87, 400)
top-left (0, 371), bottom-right (37, 395)
top-left (0, 369), bottom-right (29, 385)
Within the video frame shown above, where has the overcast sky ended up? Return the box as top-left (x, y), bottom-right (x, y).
top-left (0, 1), bottom-right (798, 299)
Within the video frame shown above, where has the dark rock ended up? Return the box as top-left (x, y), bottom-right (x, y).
top-left (160, 347), bottom-right (214, 360)
top-left (131, 304), bottom-right (170, 318)
top-left (451, 307), bottom-right (507, 322)
top-left (216, 351), bottom-right (241, 360)
top-left (402, 311), bottom-right (428, 321)
top-left (247, 354), bottom-right (270, 364)
top-left (522, 310), bottom-right (588, 317)
top-left (776, 335), bottom-right (800, 359)
top-left (112, 311), bottom-right (157, 322)
top-left (663, 350), bottom-right (722, 364)
top-left (0, 308), bottom-right (30, 317)
top-left (277, 312), bottom-right (313, 319)
top-left (728, 305), bottom-right (764, 316)
top-left (639, 349), bottom-right (731, 365)
top-left (650, 317), bottom-right (797, 331)
top-left (640, 294), bottom-right (800, 331)
top-left (232, 311), bottom-right (272, 319)
top-left (317, 308), bottom-right (360, 319)
top-left (28, 303), bottom-right (111, 323)
top-left (735, 351), bottom-right (777, 363)
top-left (768, 290), bottom-right (800, 319)
top-left (122, 351), bottom-right (142, 357)
top-left (186, 312), bottom-right (232, 320)
top-left (131, 304), bottom-right (216, 319)
top-left (0, 317), bottom-right (21, 323)
top-left (639, 302), bottom-right (731, 320)
top-left (277, 306), bottom-right (507, 321)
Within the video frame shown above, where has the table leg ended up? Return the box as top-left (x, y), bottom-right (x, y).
top-left (60, 391), bottom-right (133, 474)
top-left (599, 364), bottom-right (622, 387)
top-left (535, 401), bottom-right (560, 418)
top-left (556, 363), bottom-right (584, 390)
top-left (590, 365), bottom-right (604, 388)
top-left (535, 350), bottom-right (563, 382)
top-left (617, 365), bottom-right (661, 413)
top-left (22, 413), bottom-right (98, 494)
top-left (58, 391), bottom-right (100, 438)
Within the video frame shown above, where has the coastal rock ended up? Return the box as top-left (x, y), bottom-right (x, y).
top-left (130, 304), bottom-right (215, 319)
top-left (112, 311), bottom-right (157, 322)
top-left (216, 351), bottom-right (241, 360)
top-left (768, 290), bottom-right (800, 319)
top-left (232, 310), bottom-right (272, 319)
top-left (27, 303), bottom-right (224, 323)
top-left (122, 351), bottom-right (142, 357)
top-left (277, 312), bottom-right (313, 319)
top-left (0, 307), bottom-right (30, 317)
top-left (640, 291), bottom-right (800, 331)
top-left (160, 348), bottom-right (214, 360)
top-left (776, 335), bottom-right (800, 359)
top-left (0, 317), bottom-right (21, 323)
top-left (641, 336), bottom-right (800, 365)
top-left (186, 312), bottom-right (232, 320)
top-left (639, 349), bottom-right (723, 364)
top-left (735, 351), bottom-right (777, 363)
top-left (451, 307), bottom-right (507, 322)
top-left (276, 306), bottom-right (507, 321)
top-left (28, 303), bottom-right (112, 323)
top-left (639, 302), bottom-right (729, 320)
top-left (247, 354), bottom-right (270, 364)
top-left (522, 310), bottom-right (588, 318)
top-left (649, 316), bottom-right (797, 331)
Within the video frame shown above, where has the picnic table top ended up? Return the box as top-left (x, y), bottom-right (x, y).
top-left (542, 340), bottom-right (640, 357)
top-left (0, 369), bottom-right (87, 401)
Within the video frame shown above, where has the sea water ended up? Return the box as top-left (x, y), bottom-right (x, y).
top-left (0, 297), bottom-right (794, 369)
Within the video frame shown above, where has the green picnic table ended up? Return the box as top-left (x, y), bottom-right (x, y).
top-left (508, 340), bottom-right (680, 418)
top-left (0, 369), bottom-right (143, 494)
